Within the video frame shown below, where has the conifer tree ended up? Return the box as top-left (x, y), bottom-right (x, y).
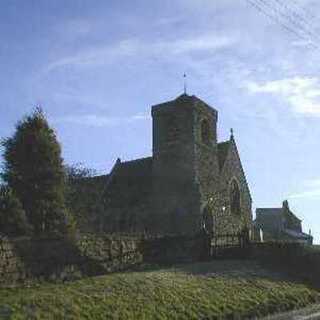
top-left (0, 185), bottom-right (31, 236)
top-left (1, 108), bottom-right (73, 236)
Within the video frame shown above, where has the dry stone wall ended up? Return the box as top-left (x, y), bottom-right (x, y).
top-left (0, 236), bottom-right (26, 283)
top-left (76, 234), bottom-right (143, 273)
top-left (0, 234), bottom-right (143, 285)
top-left (0, 233), bottom-right (212, 285)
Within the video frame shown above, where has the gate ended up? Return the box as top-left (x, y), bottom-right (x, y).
top-left (209, 230), bottom-right (250, 258)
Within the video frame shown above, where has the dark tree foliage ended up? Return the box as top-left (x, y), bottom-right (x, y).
top-left (65, 164), bottom-right (105, 233)
top-left (1, 108), bottom-right (74, 236)
top-left (0, 186), bottom-right (32, 236)
top-left (65, 163), bottom-right (97, 183)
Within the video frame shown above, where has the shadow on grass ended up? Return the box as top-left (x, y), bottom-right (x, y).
top-left (131, 257), bottom-right (320, 292)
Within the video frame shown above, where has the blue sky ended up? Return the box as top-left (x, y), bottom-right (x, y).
top-left (1, 0), bottom-right (320, 242)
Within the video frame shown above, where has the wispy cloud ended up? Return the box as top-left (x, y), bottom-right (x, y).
top-left (304, 179), bottom-right (320, 189)
top-left (56, 18), bottom-right (93, 39)
top-left (289, 178), bottom-right (320, 199)
top-left (50, 113), bottom-right (149, 127)
top-left (289, 189), bottom-right (320, 199)
top-left (245, 77), bottom-right (320, 116)
top-left (45, 34), bottom-right (236, 73)
top-left (45, 39), bottom-right (138, 73)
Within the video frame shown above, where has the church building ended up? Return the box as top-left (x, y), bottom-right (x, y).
top-left (93, 93), bottom-right (252, 236)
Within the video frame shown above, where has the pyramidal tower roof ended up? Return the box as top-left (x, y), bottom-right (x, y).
top-left (151, 93), bottom-right (218, 116)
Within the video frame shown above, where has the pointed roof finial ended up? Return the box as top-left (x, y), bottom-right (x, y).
top-left (183, 73), bottom-right (187, 95)
top-left (230, 128), bottom-right (234, 139)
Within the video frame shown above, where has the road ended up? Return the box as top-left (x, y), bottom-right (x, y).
top-left (260, 305), bottom-right (320, 320)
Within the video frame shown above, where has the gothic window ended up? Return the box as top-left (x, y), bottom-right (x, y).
top-left (230, 179), bottom-right (241, 215)
top-left (201, 119), bottom-right (210, 145)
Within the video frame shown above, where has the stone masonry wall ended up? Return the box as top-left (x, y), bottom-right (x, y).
top-left (193, 103), bottom-right (219, 201)
top-left (152, 103), bottom-right (200, 235)
top-left (0, 233), bottom-right (212, 285)
top-left (0, 234), bottom-right (143, 285)
top-left (215, 139), bottom-right (252, 234)
top-left (151, 95), bottom-right (221, 235)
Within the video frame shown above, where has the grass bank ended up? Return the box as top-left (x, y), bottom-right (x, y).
top-left (0, 260), bottom-right (318, 319)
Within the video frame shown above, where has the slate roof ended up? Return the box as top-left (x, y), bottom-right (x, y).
top-left (217, 140), bottom-right (231, 171)
top-left (284, 229), bottom-right (312, 240)
top-left (256, 207), bottom-right (302, 222)
top-left (256, 208), bottom-right (283, 216)
top-left (152, 93), bottom-right (218, 116)
top-left (105, 157), bottom-right (153, 207)
top-left (114, 157), bottom-right (152, 178)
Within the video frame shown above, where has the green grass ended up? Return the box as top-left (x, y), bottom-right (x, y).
top-left (0, 260), bottom-right (318, 320)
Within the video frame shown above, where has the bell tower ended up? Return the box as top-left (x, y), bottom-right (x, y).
top-left (151, 94), bottom-right (219, 235)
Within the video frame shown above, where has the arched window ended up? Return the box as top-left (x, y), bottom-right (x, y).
top-left (230, 179), bottom-right (241, 215)
top-left (201, 119), bottom-right (210, 145)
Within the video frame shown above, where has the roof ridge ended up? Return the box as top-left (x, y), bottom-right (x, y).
top-left (257, 207), bottom-right (282, 210)
top-left (120, 156), bottom-right (152, 165)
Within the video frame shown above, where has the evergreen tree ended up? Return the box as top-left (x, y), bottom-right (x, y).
top-left (0, 185), bottom-right (31, 236)
top-left (1, 108), bottom-right (73, 236)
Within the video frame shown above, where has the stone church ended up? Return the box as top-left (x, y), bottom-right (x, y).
top-left (90, 93), bottom-right (252, 236)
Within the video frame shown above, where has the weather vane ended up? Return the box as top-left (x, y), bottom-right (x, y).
top-left (183, 73), bottom-right (187, 95)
